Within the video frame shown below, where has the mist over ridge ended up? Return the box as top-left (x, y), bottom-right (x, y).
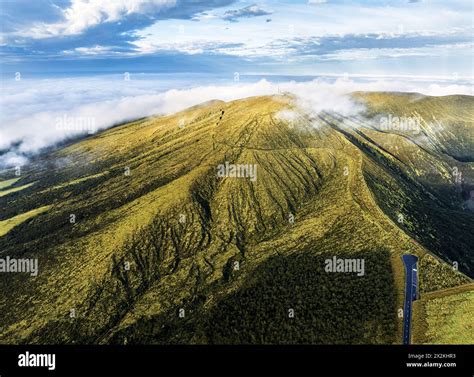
top-left (1, 74), bottom-right (472, 167)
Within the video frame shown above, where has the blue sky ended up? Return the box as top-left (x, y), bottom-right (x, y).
top-left (1, 0), bottom-right (473, 77)
top-left (1, 0), bottom-right (473, 167)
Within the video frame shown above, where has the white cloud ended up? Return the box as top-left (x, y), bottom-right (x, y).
top-left (317, 42), bottom-right (474, 61)
top-left (63, 45), bottom-right (117, 56)
top-left (191, 12), bottom-right (218, 21)
top-left (1, 75), bottom-right (472, 167)
top-left (13, 0), bottom-right (177, 39)
top-left (275, 109), bottom-right (303, 122)
top-left (222, 4), bottom-right (272, 22)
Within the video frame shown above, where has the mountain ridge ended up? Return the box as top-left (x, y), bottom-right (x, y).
top-left (0, 92), bottom-right (472, 344)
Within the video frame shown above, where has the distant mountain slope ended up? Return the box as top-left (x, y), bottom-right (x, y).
top-left (413, 283), bottom-right (474, 344)
top-left (0, 93), bottom-right (472, 344)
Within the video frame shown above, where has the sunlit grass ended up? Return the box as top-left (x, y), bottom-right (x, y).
top-left (0, 181), bottom-right (36, 197)
top-left (0, 178), bottom-right (20, 189)
top-left (0, 206), bottom-right (50, 237)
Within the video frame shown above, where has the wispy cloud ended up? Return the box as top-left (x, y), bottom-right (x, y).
top-left (222, 4), bottom-right (272, 22)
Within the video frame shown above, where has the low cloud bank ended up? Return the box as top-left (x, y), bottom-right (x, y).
top-left (0, 75), bottom-right (472, 167)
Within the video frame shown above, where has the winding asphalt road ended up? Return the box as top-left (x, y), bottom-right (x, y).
top-left (402, 254), bottom-right (419, 345)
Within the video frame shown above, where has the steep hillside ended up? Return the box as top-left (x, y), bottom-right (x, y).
top-left (0, 93), bottom-right (472, 345)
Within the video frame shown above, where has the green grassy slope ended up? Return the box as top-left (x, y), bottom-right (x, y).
top-left (413, 283), bottom-right (474, 344)
top-left (0, 93), bottom-right (472, 345)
